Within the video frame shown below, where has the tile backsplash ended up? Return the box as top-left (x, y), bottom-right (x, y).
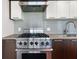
top-left (14, 12), bottom-right (77, 34)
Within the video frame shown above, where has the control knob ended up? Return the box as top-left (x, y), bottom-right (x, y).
top-left (35, 42), bottom-right (38, 45)
top-left (30, 42), bottom-right (33, 45)
top-left (41, 42), bottom-right (44, 45)
top-left (19, 42), bottom-right (22, 45)
top-left (24, 42), bottom-right (27, 45)
top-left (46, 42), bottom-right (49, 46)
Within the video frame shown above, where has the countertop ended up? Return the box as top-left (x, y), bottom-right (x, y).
top-left (3, 34), bottom-right (77, 39)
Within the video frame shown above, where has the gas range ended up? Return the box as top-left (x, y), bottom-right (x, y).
top-left (16, 33), bottom-right (52, 49)
top-left (16, 33), bottom-right (52, 59)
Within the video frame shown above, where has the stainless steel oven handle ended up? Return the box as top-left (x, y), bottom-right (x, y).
top-left (15, 49), bottom-right (53, 52)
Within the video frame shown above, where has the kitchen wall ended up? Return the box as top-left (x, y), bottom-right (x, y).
top-left (14, 12), bottom-right (77, 34)
top-left (2, 0), bottom-right (14, 37)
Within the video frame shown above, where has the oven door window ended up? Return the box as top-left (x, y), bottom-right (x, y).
top-left (22, 53), bottom-right (46, 59)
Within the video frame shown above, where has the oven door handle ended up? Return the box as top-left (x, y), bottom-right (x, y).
top-left (15, 49), bottom-right (53, 52)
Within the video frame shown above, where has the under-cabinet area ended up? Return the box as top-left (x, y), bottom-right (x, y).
top-left (2, 39), bottom-right (77, 59)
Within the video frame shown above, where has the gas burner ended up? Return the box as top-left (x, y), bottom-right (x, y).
top-left (18, 33), bottom-right (49, 38)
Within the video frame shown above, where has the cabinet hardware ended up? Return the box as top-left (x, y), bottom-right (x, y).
top-left (72, 40), bottom-right (77, 42)
top-left (54, 40), bottom-right (62, 42)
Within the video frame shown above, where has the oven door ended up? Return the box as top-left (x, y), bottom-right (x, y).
top-left (17, 51), bottom-right (46, 59)
top-left (16, 49), bottom-right (52, 59)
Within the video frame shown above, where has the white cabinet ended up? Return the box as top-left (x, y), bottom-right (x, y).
top-left (46, 1), bottom-right (77, 19)
top-left (69, 1), bottom-right (77, 18)
top-left (11, 1), bottom-right (22, 20)
top-left (56, 1), bottom-right (70, 18)
top-left (46, 1), bottom-right (57, 19)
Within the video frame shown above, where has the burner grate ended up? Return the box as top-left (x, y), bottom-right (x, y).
top-left (18, 33), bottom-right (49, 38)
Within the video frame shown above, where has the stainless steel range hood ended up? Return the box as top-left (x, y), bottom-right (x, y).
top-left (19, 2), bottom-right (47, 12)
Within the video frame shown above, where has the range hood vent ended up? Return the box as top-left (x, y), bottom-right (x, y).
top-left (19, 2), bottom-right (47, 12)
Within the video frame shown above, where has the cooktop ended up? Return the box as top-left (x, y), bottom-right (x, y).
top-left (18, 33), bottom-right (49, 38)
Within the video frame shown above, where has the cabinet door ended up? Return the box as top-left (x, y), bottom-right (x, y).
top-left (64, 40), bottom-right (71, 59)
top-left (69, 1), bottom-right (77, 18)
top-left (52, 40), bottom-right (64, 59)
top-left (2, 39), bottom-right (16, 59)
top-left (46, 1), bottom-right (57, 19)
top-left (46, 1), bottom-right (70, 19)
top-left (57, 1), bottom-right (70, 18)
top-left (70, 40), bottom-right (77, 59)
top-left (11, 1), bottom-right (22, 19)
top-left (64, 39), bottom-right (77, 59)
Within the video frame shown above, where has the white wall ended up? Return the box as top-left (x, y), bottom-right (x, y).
top-left (2, 0), bottom-right (14, 37)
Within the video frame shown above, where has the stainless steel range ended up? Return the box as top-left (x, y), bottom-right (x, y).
top-left (16, 33), bottom-right (53, 59)
top-left (16, 33), bottom-right (52, 49)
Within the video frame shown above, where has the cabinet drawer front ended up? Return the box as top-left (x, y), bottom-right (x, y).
top-left (54, 40), bottom-right (63, 42)
top-left (71, 40), bottom-right (77, 42)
